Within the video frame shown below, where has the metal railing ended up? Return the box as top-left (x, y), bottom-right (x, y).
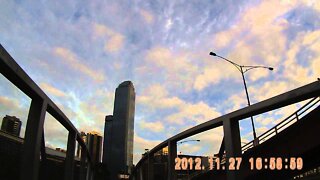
top-left (130, 80), bottom-right (320, 180)
top-left (186, 97), bottom-right (320, 180)
top-left (0, 44), bottom-right (94, 180)
top-left (242, 96), bottom-right (320, 152)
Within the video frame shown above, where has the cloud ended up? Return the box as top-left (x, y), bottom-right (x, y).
top-left (256, 126), bottom-right (269, 136)
top-left (282, 30), bottom-right (320, 86)
top-left (0, 95), bottom-right (31, 138)
top-left (194, 0), bottom-right (295, 91)
top-left (224, 93), bottom-right (247, 113)
top-left (201, 0), bottom-right (296, 89)
top-left (40, 83), bottom-right (67, 97)
top-left (44, 113), bottom-right (69, 149)
top-left (137, 84), bottom-right (220, 125)
top-left (137, 84), bottom-right (184, 110)
top-left (193, 63), bottom-right (238, 91)
top-left (139, 120), bottom-right (164, 133)
top-left (166, 101), bottom-right (221, 125)
top-left (54, 47), bottom-right (105, 82)
top-left (250, 81), bottom-right (294, 102)
top-left (133, 133), bottom-right (161, 163)
top-left (143, 47), bottom-right (198, 91)
top-left (178, 127), bottom-right (224, 156)
top-left (93, 23), bottom-right (124, 53)
top-left (139, 10), bottom-right (154, 24)
top-left (145, 47), bottom-right (195, 73)
top-left (74, 90), bottom-right (114, 134)
top-left (0, 96), bottom-right (19, 110)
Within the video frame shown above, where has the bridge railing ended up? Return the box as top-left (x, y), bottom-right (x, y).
top-left (130, 77), bottom-right (320, 180)
top-left (242, 96), bottom-right (320, 152)
top-left (0, 44), bottom-right (94, 180)
top-left (185, 96), bottom-right (320, 180)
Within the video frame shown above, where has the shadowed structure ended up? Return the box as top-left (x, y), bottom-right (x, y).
top-left (103, 81), bottom-right (135, 179)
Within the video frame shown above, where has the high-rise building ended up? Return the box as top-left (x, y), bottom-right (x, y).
top-left (103, 81), bottom-right (135, 179)
top-left (102, 115), bottom-right (113, 166)
top-left (86, 131), bottom-right (103, 164)
top-left (1, 115), bottom-right (22, 137)
top-left (76, 131), bottom-right (87, 158)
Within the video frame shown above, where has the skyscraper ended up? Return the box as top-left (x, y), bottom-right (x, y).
top-left (76, 131), bottom-right (87, 158)
top-left (86, 131), bottom-right (103, 164)
top-left (1, 115), bottom-right (22, 137)
top-left (103, 81), bottom-right (135, 179)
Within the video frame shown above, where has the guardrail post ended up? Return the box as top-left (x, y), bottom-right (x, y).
top-left (86, 160), bottom-right (91, 180)
top-left (148, 153), bottom-right (154, 180)
top-left (295, 112), bottom-right (299, 121)
top-left (65, 130), bottom-right (76, 180)
top-left (138, 167), bottom-right (143, 180)
top-left (80, 146), bottom-right (87, 180)
top-left (87, 160), bottom-right (94, 180)
top-left (20, 98), bottom-right (47, 180)
top-left (223, 118), bottom-right (242, 180)
top-left (168, 141), bottom-right (177, 180)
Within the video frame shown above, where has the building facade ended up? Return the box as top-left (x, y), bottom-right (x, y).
top-left (76, 131), bottom-right (87, 158)
top-left (86, 131), bottom-right (103, 164)
top-left (1, 115), bottom-right (22, 137)
top-left (103, 81), bottom-right (135, 179)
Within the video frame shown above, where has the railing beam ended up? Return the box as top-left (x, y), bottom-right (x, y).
top-left (64, 130), bottom-right (77, 180)
top-left (20, 98), bottom-right (47, 180)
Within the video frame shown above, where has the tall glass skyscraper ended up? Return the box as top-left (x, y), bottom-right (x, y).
top-left (103, 81), bottom-right (135, 179)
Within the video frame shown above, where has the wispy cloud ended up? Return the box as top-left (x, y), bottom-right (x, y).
top-left (93, 23), bottom-right (124, 53)
top-left (40, 83), bottom-right (67, 97)
top-left (0, 0), bottom-right (319, 164)
top-left (139, 120), bottom-right (164, 133)
top-left (53, 47), bottom-right (105, 82)
top-left (139, 9), bottom-right (154, 24)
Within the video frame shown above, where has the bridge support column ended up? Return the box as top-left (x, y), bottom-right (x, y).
top-left (65, 130), bottom-right (76, 180)
top-left (80, 147), bottom-right (87, 180)
top-left (148, 153), bottom-right (154, 180)
top-left (86, 161), bottom-right (91, 180)
top-left (138, 167), bottom-right (144, 180)
top-left (168, 140), bottom-right (177, 180)
top-left (20, 99), bottom-right (47, 180)
top-left (223, 118), bottom-right (242, 180)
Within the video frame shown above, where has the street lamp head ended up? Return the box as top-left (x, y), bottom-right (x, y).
top-left (209, 52), bottom-right (217, 56)
top-left (268, 67), bottom-right (274, 71)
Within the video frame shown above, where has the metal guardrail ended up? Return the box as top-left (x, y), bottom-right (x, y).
top-left (0, 44), bottom-right (94, 180)
top-left (185, 97), bottom-right (320, 180)
top-left (131, 80), bottom-right (320, 180)
top-left (242, 96), bottom-right (320, 152)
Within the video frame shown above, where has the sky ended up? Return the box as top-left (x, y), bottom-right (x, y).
top-left (0, 0), bottom-right (319, 164)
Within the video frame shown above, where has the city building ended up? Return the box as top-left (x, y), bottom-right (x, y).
top-left (103, 81), bottom-right (135, 179)
top-left (1, 115), bottom-right (22, 137)
top-left (76, 131), bottom-right (87, 158)
top-left (86, 131), bottom-right (103, 164)
top-left (102, 115), bottom-right (113, 166)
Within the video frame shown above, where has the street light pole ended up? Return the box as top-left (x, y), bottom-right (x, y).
top-left (239, 66), bottom-right (257, 140)
top-left (209, 52), bottom-right (273, 145)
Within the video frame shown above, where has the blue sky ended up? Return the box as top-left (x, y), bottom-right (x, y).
top-left (0, 0), bottom-right (319, 164)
